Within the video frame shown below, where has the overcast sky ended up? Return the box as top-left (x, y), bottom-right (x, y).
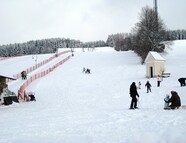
top-left (0, 0), bottom-right (186, 45)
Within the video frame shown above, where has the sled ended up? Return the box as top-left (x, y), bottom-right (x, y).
top-left (164, 105), bottom-right (186, 110)
top-left (180, 105), bottom-right (186, 109)
top-left (129, 107), bottom-right (140, 110)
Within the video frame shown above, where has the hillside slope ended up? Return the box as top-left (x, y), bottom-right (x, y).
top-left (1, 41), bottom-right (186, 143)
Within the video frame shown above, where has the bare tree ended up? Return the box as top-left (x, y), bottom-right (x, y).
top-left (133, 6), bottom-right (168, 63)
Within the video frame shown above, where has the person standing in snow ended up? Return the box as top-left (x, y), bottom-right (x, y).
top-left (129, 82), bottom-right (139, 109)
top-left (23, 71), bottom-right (27, 79)
top-left (85, 68), bottom-right (91, 74)
top-left (82, 67), bottom-right (86, 73)
top-left (178, 78), bottom-right (186, 87)
top-left (157, 75), bottom-right (162, 87)
top-left (21, 71), bottom-right (24, 80)
top-left (168, 91), bottom-right (181, 109)
top-left (145, 81), bottom-right (151, 93)
top-left (138, 81), bottom-right (141, 89)
top-left (164, 94), bottom-right (170, 109)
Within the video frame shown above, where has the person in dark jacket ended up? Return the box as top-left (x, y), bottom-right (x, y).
top-left (129, 82), bottom-right (139, 109)
top-left (85, 68), bottom-right (91, 74)
top-left (168, 91), bottom-right (181, 109)
top-left (21, 71), bottom-right (24, 80)
top-left (145, 81), bottom-right (151, 93)
top-left (178, 78), bottom-right (186, 87)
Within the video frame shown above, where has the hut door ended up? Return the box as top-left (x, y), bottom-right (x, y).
top-left (150, 66), bottom-right (153, 78)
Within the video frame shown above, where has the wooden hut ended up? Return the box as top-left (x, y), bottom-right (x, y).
top-left (0, 75), bottom-right (15, 94)
top-left (145, 51), bottom-right (165, 78)
top-left (0, 75), bottom-right (17, 105)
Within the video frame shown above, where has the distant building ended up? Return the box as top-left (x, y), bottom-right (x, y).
top-left (145, 51), bottom-right (165, 78)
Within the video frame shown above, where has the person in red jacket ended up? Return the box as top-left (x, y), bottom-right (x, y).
top-left (157, 75), bottom-right (162, 87)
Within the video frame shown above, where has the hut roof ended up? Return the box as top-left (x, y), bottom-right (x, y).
top-left (0, 75), bottom-right (16, 80)
top-left (145, 51), bottom-right (165, 63)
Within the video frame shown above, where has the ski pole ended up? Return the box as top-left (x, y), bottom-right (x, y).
top-left (137, 97), bottom-right (142, 108)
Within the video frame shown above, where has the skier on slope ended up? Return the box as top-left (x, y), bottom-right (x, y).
top-left (145, 81), bottom-right (151, 93)
top-left (129, 82), bottom-right (139, 109)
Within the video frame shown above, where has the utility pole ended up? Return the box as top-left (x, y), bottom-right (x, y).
top-left (153, 0), bottom-right (158, 31)
top-left (154, 0), bottom-right (158, 15)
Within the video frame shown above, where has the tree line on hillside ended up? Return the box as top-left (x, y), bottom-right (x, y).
top-left (107, 29), bottom-right (186, 51)
top-left (0, 38), bottom-right (107, 57)
top-left (0, 38), bottom-right (82, 57)
top-left (0, 6), bottom-right (185, 63)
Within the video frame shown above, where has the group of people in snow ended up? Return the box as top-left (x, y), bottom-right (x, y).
top-left (130, 75), bottom-right (182, 110)
top-left (82, 67), bottom-right (91, 74)
top-left (164, 91), bottom-right (181, 109)
top-left (24, 91), bottom-right (36, 102)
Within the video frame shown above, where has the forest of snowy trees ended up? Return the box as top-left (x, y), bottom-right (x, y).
top-left (107, 30), bottom-right (186, 51)
top-left (0, 38), bottom-right (107, 57)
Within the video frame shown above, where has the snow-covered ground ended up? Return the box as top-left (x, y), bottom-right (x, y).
top-left (0, 40), bottom-right (186, 143)
top-left (0, 53), bottom-right (53, 77)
